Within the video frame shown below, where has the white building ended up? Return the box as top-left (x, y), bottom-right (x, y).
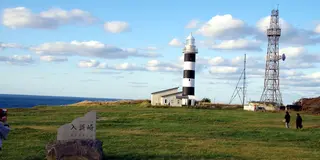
top-left (244, 101), bottom-right (278, 111)
top-left (151, 87), bottom-right (183, 107)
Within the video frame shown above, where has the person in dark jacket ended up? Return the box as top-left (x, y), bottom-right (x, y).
top-left (284, 111), bottom-right (290, 128)
top-left (296, 113), bottom-right (303, 129)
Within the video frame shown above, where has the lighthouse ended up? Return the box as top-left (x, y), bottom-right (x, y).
top-left (182, 33), bottom-right (198, 106)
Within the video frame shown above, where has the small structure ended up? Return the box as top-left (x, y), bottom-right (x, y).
top-left (151, 87), bottom-right (183, 107)
top-left (243, 102), bottom-right (256, 111)
top-left (244, 101), bottom-right (279, 111)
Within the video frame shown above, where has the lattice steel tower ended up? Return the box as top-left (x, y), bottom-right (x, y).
top-left (260, 8), bottom-right (285, 106)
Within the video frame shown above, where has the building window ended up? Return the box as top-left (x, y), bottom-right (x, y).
top-left (165, 99), bottom-right (167, 103)
top-left (177, 100), bottom-right (180, 104)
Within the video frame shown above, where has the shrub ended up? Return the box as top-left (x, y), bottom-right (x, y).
top-left (201, 98), bottom-right (211, 103)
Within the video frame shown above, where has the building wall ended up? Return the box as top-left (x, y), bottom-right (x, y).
top-left (151, 89), bottom-right (178, 106)
top-left (244, 102), bottom-right (278, 111)
top-left (182, 98), bottom-right (196, 106)
top-left (244, 104), bottom-right (255, 111)
top-left (161, 94), bottom-right (182, 107)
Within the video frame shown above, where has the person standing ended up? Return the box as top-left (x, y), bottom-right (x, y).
top-left (0, 109), bottom-right (10, 151)
top-left (296, 113), bottom-right (303, 129)
top-left (284, 111), bottom-right (291, 128)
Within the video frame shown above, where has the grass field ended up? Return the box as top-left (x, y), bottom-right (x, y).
top-left (1, 103), bottom-right (320, 160)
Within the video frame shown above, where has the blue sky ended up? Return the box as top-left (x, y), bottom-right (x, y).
top-left (1, 0), bottom-right (320, 104)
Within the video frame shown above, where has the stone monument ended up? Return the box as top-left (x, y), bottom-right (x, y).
top-left (46, 111), bottom-right (104, 160)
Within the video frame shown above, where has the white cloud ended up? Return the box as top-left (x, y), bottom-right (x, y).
top-left (96, 62), bottom-right (145, 71)
top-left (78, 60), bottom-right (100, 68)
top-left (30, 41), bottom-right (160, 59)
top-left (169, 38), bottom-right (183, 47)
top-left (280, 46), bottom-right (305, 58)
top-left (0, 55), bottom-right (34, 65)
top-left (146, 60), bottom-right (182, 72)
top-left (144, 47), bottom-right (158, 51)
top-left (0, 42), bottom-right (24, 50)
top-left (40, 56), bottom-right (68, 62)
top-left (209, 66), bottom-right (239, 74)
top-left (203, 46), bottom-right (319, 70)
top-left (75, 49), bottom-right (319, 96)
top-left (77, 59), bottom-right (144, 71)
top-left (282, 70), bottom-right (304, 77)
top-left (279, 46), bottom-right (320, 69)
top-left (2, 7), bottom-right (96, 29)
top-left (185, 19), bottom-right (200, 29)
top-left (196, 14), bottom-right (253, 39)
top-left (195, 55), bottom-right (263, 70)
top-left (208, 57), bottom-right (225, 65)
top-left (211, 39), bottom-right (262, 51)
top-left (256, 16), bottom-right (290, 35)
top-left (304, 72), bottom-right (320, 79)
top-left (77, 58), bottom-right (182, 72)
top-left (315, 24), bottom-right (320, 33)
top-left (104, 21), bottom-right (130, 33)
top-left (136, 47), bottom-right (161, 57)
top-left (255, 16), bottom-right (320, 45)
top-left (281, 72), bottom-right (320, 92)
top-left (113, 63), bottom-right (144, 70)
top-left (194, 14), bottom-right (320, 46)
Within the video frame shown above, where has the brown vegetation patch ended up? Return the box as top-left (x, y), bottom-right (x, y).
top-left (306, 125), bottom-right (320, 129)
top-left (295, 96), bottom-right (320, 114)
top-left (99, 128), bottom-right (189, 137)
top-left (14, 125), bottom-right (57, 132)
top-left (68, 100), bottom-right (150, 107)
top-left (95, 108), bottom-right (123, 112)
top-left (96, 117), bottom-right (118, 121)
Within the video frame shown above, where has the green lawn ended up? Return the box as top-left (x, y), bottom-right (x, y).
top-left (1, 104), bottom-right (320, 160)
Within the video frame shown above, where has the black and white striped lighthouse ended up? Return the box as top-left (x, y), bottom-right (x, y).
top-left (182, 33), bottom-right (198, 106)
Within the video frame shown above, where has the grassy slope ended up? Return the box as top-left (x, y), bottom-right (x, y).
top-left (1, 104), bottom-right (320, 160)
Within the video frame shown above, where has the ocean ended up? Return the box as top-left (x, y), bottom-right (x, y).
top-left (0, 94), bottom-right (119, 108)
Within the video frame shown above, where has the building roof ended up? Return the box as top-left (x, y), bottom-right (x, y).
top-left (162, 91), bottom-right (183, 98)
top-left (151, 87), bottom-right (179, 94)
top-left (176, 95), bottom-right (188, 99)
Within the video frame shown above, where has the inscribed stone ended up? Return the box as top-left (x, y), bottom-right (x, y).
top-left (57, 111), bottom-right (96, 141)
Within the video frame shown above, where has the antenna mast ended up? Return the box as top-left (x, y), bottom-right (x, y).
top-left (243, 54), bottom-right (246, 107)
top-left (260, 8), bottom-right (285, 106)
top-left (229, 54), bottom-right (246, 105)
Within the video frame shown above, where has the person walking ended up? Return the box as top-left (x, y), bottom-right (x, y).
top-left (296, 113), bottom-right (303, 129)
top-left (284, 111), bottom-right (291, 128)
top-left (0, 109), bottom-right (10, 151)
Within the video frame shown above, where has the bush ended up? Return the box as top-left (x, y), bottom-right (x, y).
top-left (201, 98), bottom-right (211, 103)
top-left (139, 101), bottom-right (151, 108)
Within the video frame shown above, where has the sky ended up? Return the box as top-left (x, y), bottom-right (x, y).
top-left (1, 0), bottom-right (320, 104)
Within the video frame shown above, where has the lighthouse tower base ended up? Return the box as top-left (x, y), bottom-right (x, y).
top-left (181, 95), bottom-right (196, 106)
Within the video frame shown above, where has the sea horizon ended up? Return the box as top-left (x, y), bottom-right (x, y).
top-left (0, 93), bottom-right (126, 108)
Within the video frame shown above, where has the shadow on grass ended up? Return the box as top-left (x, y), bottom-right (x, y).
top-left (23, 156), bottom-right (44, 160)
top-left (15, 153), bottom-right (244, 160)
top-left (103, 153), bottom-right (245, 160)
